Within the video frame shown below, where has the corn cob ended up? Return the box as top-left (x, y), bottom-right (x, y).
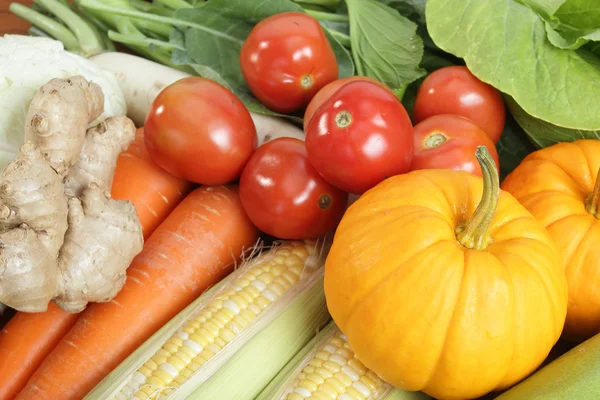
top-left (257, 322), bottom-right (433, 400)
top-left (86, 240), bottom-right (330, 400)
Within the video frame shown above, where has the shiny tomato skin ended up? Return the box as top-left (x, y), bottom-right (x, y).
top-left (240, 12), bottom-right (338, 114)
top-left (303, 76), bottom-right (390, 131)
top-left (411, 114), bottom-right (500, 176)
top-left (239, 138), bottom-right (348, 239)
top-left (413, 66), bottom-right (506, 143)
top-left (144, 77), bottom-right (257, 185)
top-left (305, 80), bottom-right (414, 194)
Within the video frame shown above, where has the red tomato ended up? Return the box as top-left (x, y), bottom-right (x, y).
top-left (413, 66), bottom-right (506, 143)
top-left (239, 138), bottom-right (347, 239)
top-left (144, 77), bottom-right (257, 185)
top-left (303, 76), bottom-right (390, 131)
top-left (240, 12), bottom-right (338, 113)
top-left (410, 114), bottom-right (500, 176)
top-left (305, 80), bottom-right (414, 194)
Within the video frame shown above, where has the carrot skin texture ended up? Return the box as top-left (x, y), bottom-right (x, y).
top-left (0, 304), bottom-right (79, 400)
top-left (0, 128), bottom-right (192, 400)
top-left (112, 128), bottom-right (195, 238)
top-left (16, 185), bottom-right (259, 400)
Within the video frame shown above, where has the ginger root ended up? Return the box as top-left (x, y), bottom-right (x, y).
top-left (64, 115), bottom-right (136, 197)
top-left (0, 76), bottom-right (143, 313)
top-left (24, 76), bottom-right (104, 177)
top-left (56, 185), bottom-right (143, 313)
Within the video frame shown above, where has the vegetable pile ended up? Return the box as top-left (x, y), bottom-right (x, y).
top-left (1, 0), bottom-right (600, 399)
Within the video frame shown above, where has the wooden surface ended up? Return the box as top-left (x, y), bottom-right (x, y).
top-left (1, 0), bottom-right (33, 35)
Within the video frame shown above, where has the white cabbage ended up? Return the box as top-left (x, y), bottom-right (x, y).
top-left (0, 35), bottom-right (126, 170)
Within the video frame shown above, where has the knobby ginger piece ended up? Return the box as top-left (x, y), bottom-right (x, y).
top-left (0, 142), bottom-right (68, 311)
top-left (0, 75), bottom-right (143, 313)
top-left (55, 184), bottom-right (143, 313)
top-left (24, 75), bottom-right (104, 176)
top-left (64, 115), bottom-right (136, 197)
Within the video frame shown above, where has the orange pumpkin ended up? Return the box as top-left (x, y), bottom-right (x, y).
top-left (324, 148), bottom-right (567, 400)
top-left (502, 139), bottom-right (600, 343)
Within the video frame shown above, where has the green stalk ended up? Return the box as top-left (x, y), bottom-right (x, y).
top-left (35, 0), bottom-right (104, 55)
top-left (154, 0), bottom-right (193, 9)
top-left (586, 167), bottom-right (600, 218)
top-left (74, 0), bottom-right (174, 38)
top-left (107, 31), bottom-right (184, 52)
top-left (71, 6), bottom-right (115, 51)
top-left (456, 146), bottom-right (500, 250)
top-left (9, 3), bottom-right (80, 51)
top-left (27, 25), bottom-right (53, 38)
top-left (294, 0), bottom-right (340, 8)
top-left (327, 28), bottom-right (351, 47)
top-left (304, 9), bottom-right (349, 22)
top-left (128, 0), bottom-right (175, 17)
top-left (79, 0), bottom-right (244, 44)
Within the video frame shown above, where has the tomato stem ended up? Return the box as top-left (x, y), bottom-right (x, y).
top-left (586, 166), bottom-right (600, 218)
top-left (335, 111), bottom-right (353, 129)
top-left (424, 133), bottom-right (447, 148)
top-left (301, 75), bottom-right (314, 89)
top-left (456, 146), bottom-right (499, 250)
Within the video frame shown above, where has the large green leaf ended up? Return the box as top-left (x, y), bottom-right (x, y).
top-left (426, 0), bottom-right (600, 130)
top-left (346, 0), bottom-right (425, 92)
top-left (505, 96), bottom-right (600, 148)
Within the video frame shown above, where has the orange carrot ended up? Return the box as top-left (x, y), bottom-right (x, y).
top-left (111, 128), bottom-right (195, 238)
top-left (16, 185), bottom-right (259, 400)
top-left (0, 304), bottom-right (78, 400)
top-left (0, 128), bottom-right (193, 400)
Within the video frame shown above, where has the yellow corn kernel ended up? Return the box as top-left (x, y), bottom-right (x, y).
top-left (281, 328), bottom-right (389, 400)
top-left (163, 343), bottom-right (179, 354)
top-left (298, 378), bottom-right (319, 393)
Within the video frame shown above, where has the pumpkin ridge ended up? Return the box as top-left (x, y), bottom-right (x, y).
top-left (495, 257), bottom-right (518, 389)
top-left (489, 215), bottom-right (535, 237)
top-left (342, 239), bottom-right (460, 330)
top-left (418, 171), bottom-right (472, 224)
top-left (422, 247), bottom-right (468, 393)
top-left (574, 141), bottom-right (597, 187)
top-left (518, 188), bottom-right (587, 204)
top-left (546, 214), bottom-right (594, 270)
top-left (564, 218), bottom-right (597, 284)
top-left (493, 241), bottom-right (566, 340)
top-left (527, 147), bottom-right (594, 193)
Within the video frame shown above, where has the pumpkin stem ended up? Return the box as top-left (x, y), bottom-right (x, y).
top-left (456, 146), bottom-right (499, 250)
top-left (586, 166), bottom-right (600, 218)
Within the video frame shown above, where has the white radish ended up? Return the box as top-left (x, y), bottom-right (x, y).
top-left (90, 52), bottom-right (305, 145)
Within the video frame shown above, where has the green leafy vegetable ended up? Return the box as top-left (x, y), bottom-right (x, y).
top-left (426, 0), bottom-right (600, 131)
top-left (516, 0), bottom-right (566, 22)
top-left (555, 0), bottom-right (600, 32)
top-left (346, 0), bottom-right (425, 92)
top-left (505, 96), bottom-right (600, 148)
top-left (380, 0), bottom-right (461, 72)
top-left (544, 23), bottom-right (600, 49)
